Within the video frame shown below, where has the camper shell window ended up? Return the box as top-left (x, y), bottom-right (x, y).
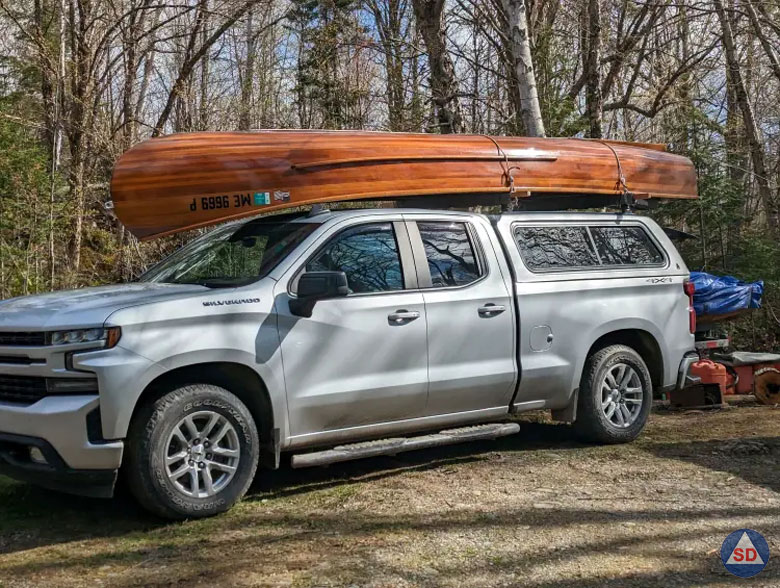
top-left (514, 224), bottom-right (665, 272)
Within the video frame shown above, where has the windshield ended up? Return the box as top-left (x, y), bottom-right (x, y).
top-left (141, 220), bottom-right (319, 287)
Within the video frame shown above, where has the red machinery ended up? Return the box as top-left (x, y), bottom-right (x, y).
top-left (687, 356), bottom-right (780, 405)
top-left (670, 308), bottom-right (780, 407)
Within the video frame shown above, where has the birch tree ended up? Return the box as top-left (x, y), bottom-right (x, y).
top-left (500, 0), bottom-right (544, 136)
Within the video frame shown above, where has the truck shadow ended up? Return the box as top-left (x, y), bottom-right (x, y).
top-left (0, 420), bottom-right (581, 554)
top-left (249, 419), bottom-right (582, 499)
top-left (1, 420), bottom-right (778, 564)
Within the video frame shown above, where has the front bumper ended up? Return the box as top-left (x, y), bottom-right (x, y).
top-left (0, 432), bottom-right (117, 498)
top-left (0, 333), bottom-right (131, 497)
top-left (0, 395), bottom-right (123, 470)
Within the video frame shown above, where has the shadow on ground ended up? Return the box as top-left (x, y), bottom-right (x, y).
top-left (1, 416), bottom-right (778, 584)
top-left (0, 421), bottom-right (581, 555)
top-left (249, 420), bottom-right (582, 500)
top-left (4, 499), bottom-right (779, 586)
top-left (643, 435), bottom-right (780, 493)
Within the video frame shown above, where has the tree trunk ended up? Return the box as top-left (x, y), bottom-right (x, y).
top-left (501, 0), bottom-right (545, 137)
top-left (411, 0), bottom-right (463, 133)
top-left (583, 0), bottom-right (602, 138)
top-left (745, 0), bottom-right (780, 85)
top-left (33, 0), bottom-right (57, 159)
top-left (67, 153), bottom-right (85, 274)
top-left (713, 0), bottom-right (774, 229)
top-left (153, 0), bottom-right (256, 136)
top-left (134, 7), bottom-right (162, 127)
top-left (239, 7), bottom-right (256, 130)
top-left (65, 0), bottom-right (91, 274)
top-left (198, 0), bottom-right (210, 130)
top-left (367, 0), bottom-right (407, 131)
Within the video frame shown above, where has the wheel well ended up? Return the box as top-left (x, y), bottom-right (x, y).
top-left (131, 362), bottom-right (275, 465)
top-left (587, 330), bottom-right (664, 388)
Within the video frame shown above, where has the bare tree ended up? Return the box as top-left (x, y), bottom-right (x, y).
top-left (238, 7), bottom-right (256, 130)
top-left (153, 0), bottom-right (261, 136)
top-left (713, 0), bottom-right (774, 227)
top-left (582, 0), bottom-right (601, 138)
top-left (744, 0), bottom-right (780, 85)
top-left (411, 0), bottom-right (463, 133)
top-left (366, 0), bottom-right (415, 131)
top-left (500, 0), bottom-right (544, 136)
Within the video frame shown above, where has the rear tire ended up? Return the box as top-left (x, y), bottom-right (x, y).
top-left (574, 344), bottom-right (652, 444)
top-left (125, 384), bottom-right (259, 519)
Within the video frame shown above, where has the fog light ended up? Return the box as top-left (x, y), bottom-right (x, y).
top-left (29, 447), bottom-right (47, 465)
top-left (45, 377), bottom-right (99, 393)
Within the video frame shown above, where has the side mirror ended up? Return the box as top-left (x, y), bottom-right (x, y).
top-left (289, 271), bottom-right (349, 317)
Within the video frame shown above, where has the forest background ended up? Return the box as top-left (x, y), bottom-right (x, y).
top-left (0, 0), bottom-right (778, 349)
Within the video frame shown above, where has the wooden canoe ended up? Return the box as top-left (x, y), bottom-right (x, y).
top-left (110, 131), bottom-right (698, 240)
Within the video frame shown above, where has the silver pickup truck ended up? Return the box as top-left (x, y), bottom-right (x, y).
top-left (0, 209), bottom-right (696, 518)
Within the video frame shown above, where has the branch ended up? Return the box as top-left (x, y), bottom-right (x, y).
top-left (153, 0), bottom-right (269, 135)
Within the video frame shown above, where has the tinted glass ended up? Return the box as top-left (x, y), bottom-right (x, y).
top-left (306, 223), bottom-right (403, 293)
top-left (591, 226), bottom-right (664, 265)
top-left (418, 222), bottom-right (481, 287)
top-left (515, 226), bottom-right (599, 270)
top-left (142, 221), bottom-right (318, 287)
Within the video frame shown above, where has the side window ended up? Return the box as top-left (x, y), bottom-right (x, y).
top-left (515, 226), bottom-right (599, 270)
top-left (591, 226), bottom-right (664, 265)
top-left (417, 222), bottom-right (482, 287)
top-left (306, 222), bottom-right (404, 293)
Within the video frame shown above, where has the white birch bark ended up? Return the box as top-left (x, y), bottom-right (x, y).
top-left (501, 0), bottom-right (545, 137)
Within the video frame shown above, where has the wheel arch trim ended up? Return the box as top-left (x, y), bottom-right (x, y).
top-left (121, 352), bottom-right (286, 464)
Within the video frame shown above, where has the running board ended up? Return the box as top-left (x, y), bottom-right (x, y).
top-left (290, 422), bottom-right (520, 469)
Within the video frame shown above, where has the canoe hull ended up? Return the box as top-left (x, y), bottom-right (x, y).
top-left (110, 131), bottom-right (698, 239)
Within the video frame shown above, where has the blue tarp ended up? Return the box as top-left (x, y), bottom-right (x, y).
top-left (690, 271), bottom-right (764, 316)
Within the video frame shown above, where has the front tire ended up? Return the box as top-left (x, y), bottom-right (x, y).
top-left (125, 384), bottom-right (259, 519)
top-left (574, 344), bottom-right (652, 444)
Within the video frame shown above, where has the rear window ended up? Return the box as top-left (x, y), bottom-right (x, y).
top-left (590, 226), bottom-right (664, 265)
top-left (514, 224), bottom-right (664, 271)
top-left (515, 226), bottom-right (599, 270)
top-left (417, 221), bottom-right (482, 287)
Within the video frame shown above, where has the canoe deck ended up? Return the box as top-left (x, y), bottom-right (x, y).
top-left (110, 131), bottom-right (698, 240)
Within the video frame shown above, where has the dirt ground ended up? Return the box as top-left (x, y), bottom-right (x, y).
top-left (0, 405), bottom-right (778, 587)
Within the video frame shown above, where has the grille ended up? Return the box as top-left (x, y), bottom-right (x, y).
top-left (0, 332), bottom-right (46, 347)
top-left (0, 375), bottom-right (48, 405)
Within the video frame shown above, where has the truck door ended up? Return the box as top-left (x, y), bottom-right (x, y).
top-left (275, 219), bottom-right (429, 438)
top-left (405, 216), bottom-right (517, 415)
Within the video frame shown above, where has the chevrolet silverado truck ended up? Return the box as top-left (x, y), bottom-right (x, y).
top-left (0, 209), bottom-right (697, 518)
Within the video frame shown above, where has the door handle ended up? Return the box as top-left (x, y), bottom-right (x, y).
top-left (388, 310), bottom-right (420, 324)
top-left (478, 303), bottom-right (506, 317)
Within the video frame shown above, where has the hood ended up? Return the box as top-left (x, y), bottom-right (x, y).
top-left (0, 283), bottom-right (209, 330)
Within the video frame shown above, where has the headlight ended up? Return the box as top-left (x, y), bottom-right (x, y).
top-left (49, 326), bottom-right (121, 348)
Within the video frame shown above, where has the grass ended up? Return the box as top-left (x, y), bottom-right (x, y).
top-left (0, 407), bottom-right (778, 587)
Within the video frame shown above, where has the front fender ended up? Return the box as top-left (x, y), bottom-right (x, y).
top-left (73, 345), bottom-right (166, 440)
top-left (156, 348), bottom-right (288, 442)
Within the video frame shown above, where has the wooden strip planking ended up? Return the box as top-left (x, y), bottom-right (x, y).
top-left (111, 131), bottom-right (698, 239)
